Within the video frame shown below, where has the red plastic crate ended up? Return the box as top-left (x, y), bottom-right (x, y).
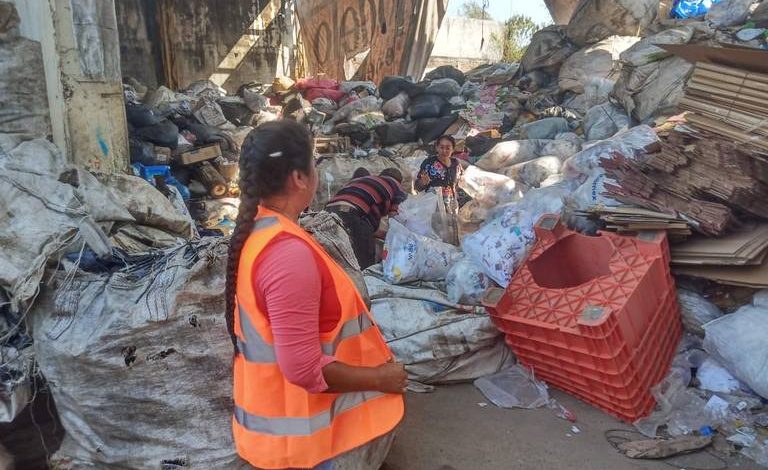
top-left (484, 215), bottom-right (682, 422)
top-left (505, 289), bottom-right (680, 382)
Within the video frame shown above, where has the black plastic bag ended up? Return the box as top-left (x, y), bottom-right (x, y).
top-left (425, 65), bottom-right (466, 86)
top-left (379, 76), bottom-right (424, 100)
top-left (126, 104), bottom-right (162, 128)
top-left (375, 120), bottom-right (418, 146)
top-left (132, 120), bottom-right (179, 150)
top-left (129, 138), bottom-right (158, 165)
top-left (416, 115), bottom-right (458, 143)
top-left (408, 94), bottom-right (448, 120)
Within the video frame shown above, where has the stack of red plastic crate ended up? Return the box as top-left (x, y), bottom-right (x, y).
top-left (484, 215), bottom-right (682, 422)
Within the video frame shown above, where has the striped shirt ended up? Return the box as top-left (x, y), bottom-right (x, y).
top-left (328, 176), bottom-right (408, 230)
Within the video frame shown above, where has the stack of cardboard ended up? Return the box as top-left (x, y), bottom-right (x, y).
top-left (578, 206), bottom-right (692, 239)
top-left (663, 44), bottom-right (768, 155)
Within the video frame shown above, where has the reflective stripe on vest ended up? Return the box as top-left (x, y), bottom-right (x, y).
top-left (236, 304), bottom-right (375, 363)
top-left (234, 390), bottom-right (384, 436)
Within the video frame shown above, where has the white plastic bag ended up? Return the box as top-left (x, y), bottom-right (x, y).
top-left (697, 358), bottom-right (744, 394)
top-left (502, 156), bottom-right (563, 189)
top-left (462, 182), bottom-right (572, 286)
top-left (394, 192), bottom-right (440, 239)
top-left (445, 256), bottom-right (495, 305)
top-left (703, 303), bottom-right (768, 399)
top-left (459, 165), bottom-right (522, 207)
top-left (563, 125), bottom-right (659, 178)
top-left (558, 36), bottom-right (640, 94)
top-left (476, 138), bottom-right (581, 172)
top-left (383, 220), bottom-right (461, 284)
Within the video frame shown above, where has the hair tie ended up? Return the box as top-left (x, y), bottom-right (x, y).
top-left (269, 151), bottom-right (283, 158)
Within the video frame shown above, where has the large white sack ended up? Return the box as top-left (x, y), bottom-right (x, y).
top-left (563, 124), bottom-right (660, 178)
top-left (703, 303), bottom-right (768, 399)
top-left (568, 171), bottom-right (620, 211)
top-left (558, 36), bottom-right (640, 94)
top-left (445, 256), bottom-right (495, 305)
top-left (394, 192), bottom-right (442, 240)
top-left (583, 102), bottom-right (631, 141)
top-left (30, 240), bottom-right (249, 469)
top-left (459, 165), bottom-right (523, 208)
top-left (462, 182), bottom-right (573, 287)
top-left (383, 220), bottom-right (461, 284)
top-left (381, 92), bottom-right (410, 119)
top-left (502, 156), bottom-right (563, 189)
top-left (619, 25), bottom-right (697, 68)
top-left (365, 273), bottom-right (514, 384)
top-left (475, 138), bottom-right (581, 172)
top-left (566, 0), bottom-right (659, 46)
top-left (612, 55), bottom-right (694, 123)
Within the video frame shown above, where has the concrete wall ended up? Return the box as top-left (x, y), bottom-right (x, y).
top-left (426, 17), bottom-right (503, 73)
top-left (10, 0), bottom-right (129, 173)
top-left (116, 0), bottom-right (289, 94)
top-left (115, 0), bottom-right (163, 88)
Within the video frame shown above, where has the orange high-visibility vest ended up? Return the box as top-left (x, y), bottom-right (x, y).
top-left (232, 207), bottom-right (404, 469)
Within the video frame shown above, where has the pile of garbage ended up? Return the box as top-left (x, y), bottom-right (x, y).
top-left (271, 0), bottom-right (768, 466)
top-left (123, 78), bottom-right (274, 235)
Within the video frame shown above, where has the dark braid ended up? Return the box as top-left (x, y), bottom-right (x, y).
top-left (225, 120), bottom-right (313, 348)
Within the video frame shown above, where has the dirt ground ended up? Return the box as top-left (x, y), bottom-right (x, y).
top-left (385, 384), bottom-right (763, 470)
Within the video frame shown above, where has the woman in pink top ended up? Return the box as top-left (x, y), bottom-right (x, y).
top-left (224, 120), bottom-right (406, 469)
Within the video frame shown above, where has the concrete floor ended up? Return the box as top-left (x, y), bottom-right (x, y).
top-left (385, 384), bottom-right (763, 470)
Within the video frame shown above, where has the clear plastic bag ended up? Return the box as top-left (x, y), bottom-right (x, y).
top-left (676, 289), bottom-right (723, 337)
top-left (704, 303), bottom-right (768, 399)
top-left (474, 365), bottom-right (551, 409)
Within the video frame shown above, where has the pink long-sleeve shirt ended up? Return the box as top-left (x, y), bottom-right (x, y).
top-left (252, 234), bottom-right (340, 393)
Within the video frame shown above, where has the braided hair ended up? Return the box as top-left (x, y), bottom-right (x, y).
top-left (225, 120), bottom-right (313, 347)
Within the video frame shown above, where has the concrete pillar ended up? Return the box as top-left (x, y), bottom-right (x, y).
top-left (12, 0), bottom-right (129, 173)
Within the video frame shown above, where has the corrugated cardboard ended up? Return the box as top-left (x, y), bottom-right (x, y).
top-left (661, 44), bottom-right (768, 74)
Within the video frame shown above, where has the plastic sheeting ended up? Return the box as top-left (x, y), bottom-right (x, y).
top-left (703, 303), bottom-right (768, 399)
top-left (365, 270), bottom-right (514, 385)
top-left (31, 239), bottom-right (249, 469)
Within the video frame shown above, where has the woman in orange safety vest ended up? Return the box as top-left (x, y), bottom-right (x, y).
top-left (225, 120), bottom-right (405, 469)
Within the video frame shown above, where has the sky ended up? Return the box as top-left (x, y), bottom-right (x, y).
top-left (447, 0), bottom-right (553, 25)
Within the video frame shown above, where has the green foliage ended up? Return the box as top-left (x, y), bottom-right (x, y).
top-left (492, 14), bottom-right (545, 63)
top-left (459, 0), bottom-right (493, 20)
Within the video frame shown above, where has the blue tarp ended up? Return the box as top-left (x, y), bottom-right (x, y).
top-left (671, 0), bottom-right (724, 19)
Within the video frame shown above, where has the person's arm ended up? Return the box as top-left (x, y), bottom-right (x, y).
top-left (255, 237), bottom-right (406, 395)
top-left (323, 360), bottom-right (407, 394)
top-left (414, 161), bottom-right (431, 191)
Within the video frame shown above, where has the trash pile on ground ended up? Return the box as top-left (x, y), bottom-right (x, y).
top-left (4, 0), bottom-right (768, 467)
top-left (265, 0), bottom-right (768, 466)
top-left (124, 78), bottom-right (271, 235)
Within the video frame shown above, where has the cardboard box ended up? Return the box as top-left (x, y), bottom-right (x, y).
top-left (178, 144), bottom-right (222, 166)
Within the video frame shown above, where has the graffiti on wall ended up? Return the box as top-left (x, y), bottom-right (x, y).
top-left (296, 0), bottom-right (446, 83)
